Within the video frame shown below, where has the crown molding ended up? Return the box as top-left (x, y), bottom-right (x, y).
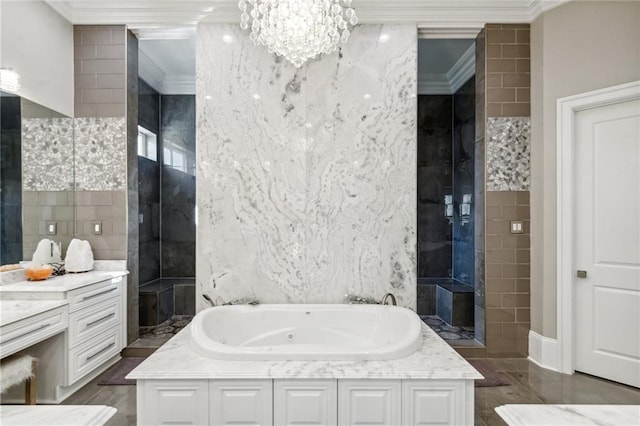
top-left (162, 76), bottom-right (196, 95)
top-left (418, 74), bottom-right (451, 95)
top-left (418, 43), bottom-right (475, 95)
top-left (448, 44), bottom-right (476, 93)
top-left (45, 0), bottom-right (569, 28)
top-left (138, 49), bottom-right (165, 93)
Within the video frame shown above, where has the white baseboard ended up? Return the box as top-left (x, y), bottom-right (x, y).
top-left (528, 330), bottom-right (560, 372)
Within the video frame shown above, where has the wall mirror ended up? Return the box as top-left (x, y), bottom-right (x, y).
top-left (0, 91), bottom-right (75, 264)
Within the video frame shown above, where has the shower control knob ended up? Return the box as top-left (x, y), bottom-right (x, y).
top-left (576, 270), bottom-right (588, 279)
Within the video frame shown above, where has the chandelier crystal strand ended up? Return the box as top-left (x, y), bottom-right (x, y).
top-left (238, 0), bottom-right (358, 68)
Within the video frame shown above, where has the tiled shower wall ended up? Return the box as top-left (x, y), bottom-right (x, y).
top-left (417, 95), bottom-right (453, 279)
top-left (482, 24), bottom-right (531, 357)
top-left (197, 24), bottom-right (417, 310)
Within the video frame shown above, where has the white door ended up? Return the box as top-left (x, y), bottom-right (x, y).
top-left (574, 97), bottom-right (640, 388)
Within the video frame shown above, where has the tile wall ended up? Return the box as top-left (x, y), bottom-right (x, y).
top-left (73, 25), bottom-right (128, 261)
top-left (138, 79), bottom-right (161, 285)
top-left (417, 95), bottom-right (453, 279)
top-left (477, 24), bottom-right (531, 357)
top-left (0, 96), bottom-right (22, 264)
top-left (160, 95), bottom-right (196, 278)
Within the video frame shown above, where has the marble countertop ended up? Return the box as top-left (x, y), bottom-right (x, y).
top-left (0, 405), bottom-right (116, 426)
top-left (495, 404), bottom-right (640, 425)
top-left (0, 299), bottom-right (68, 326)
top-left (128, 323), bottom-right (483, 381)
top-left (0, 270), bottom-right (128, 298)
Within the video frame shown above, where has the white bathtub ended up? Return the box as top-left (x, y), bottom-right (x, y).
top-left (189, 304), bottom-right (423, 361)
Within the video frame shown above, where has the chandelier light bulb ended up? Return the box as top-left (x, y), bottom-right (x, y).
top-left (238, 0), bottom-right (358, 68)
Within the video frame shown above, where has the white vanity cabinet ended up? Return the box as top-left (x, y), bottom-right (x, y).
top-left (66, 277), bottom-right (125, 385)
top-left (136, 378), bottom-right (474, 426)
top-left (0, 270), bottom-right (128, 403)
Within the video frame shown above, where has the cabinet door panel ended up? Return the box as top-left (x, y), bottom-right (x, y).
top-left (274, 380), bottom-right (337, 426)
top-left (211, 380), bottom-right (273, 425)
top-left (338, 380), bottom-right (401, 426)
top-left (402, 380), bottom-right (466, 426)
top-left (139, 380), bottom-right (208, 425)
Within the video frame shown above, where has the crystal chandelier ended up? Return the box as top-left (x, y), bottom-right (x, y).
top-left (238, 0), bottom-right (358, 68)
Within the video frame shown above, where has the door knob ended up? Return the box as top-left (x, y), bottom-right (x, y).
top-left (576, 270), bottom-right (588, 278)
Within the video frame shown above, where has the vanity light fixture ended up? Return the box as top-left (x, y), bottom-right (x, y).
top-left (0, 68), bottom-right (20, 93)
top-left (238, 0), bottom-right (359, 68)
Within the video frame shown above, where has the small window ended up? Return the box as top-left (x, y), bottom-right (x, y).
top-left (137, 126), bottom-right (157, 161)
top-left (163, 139), bottom-right (195, 176)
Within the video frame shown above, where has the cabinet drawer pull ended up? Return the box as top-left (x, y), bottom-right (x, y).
top-left (82, 286), bottom-right (117, 302)
top-left (2, 323), bottom-right (51, 344)
top-left (85, 312), bottom-right (116, 328)
top-left (86, 342), bottom-right (115, 361)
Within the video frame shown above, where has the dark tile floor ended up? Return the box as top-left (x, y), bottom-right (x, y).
top-left (422, 314), bottom-right (476, 341)
top-left (65, 357), bottom-right (640, 425)
top-left (138, 315), bottom-right (192, 340)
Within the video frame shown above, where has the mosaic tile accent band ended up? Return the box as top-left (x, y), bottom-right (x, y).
top-left (22, 118), bottom-right (74, 191)
top-left (74, 117), bottom-right (127, 191)
top-left (487, 117), bottom-right (531, 191)
top-left (196, 24), bottom-right (417, 310)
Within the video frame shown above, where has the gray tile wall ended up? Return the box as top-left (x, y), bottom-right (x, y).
top-left (22, 191), bottom-right (75, 260)
top-left (74, 190), bottom-right (127, 260)
top-left (126, 30), bottom-right (140, 345)
top-left (74, 25), bottom-right (127, 118)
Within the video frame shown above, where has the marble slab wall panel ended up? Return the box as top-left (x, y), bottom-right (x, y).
top-left (486, 117), bottom-right (531, 191)
top-left (21, 118), bottom-right (74, 191)
top-left (73, 117), bottom-right (127, 191)
top-left (197, 24), bottom-right (417, 310)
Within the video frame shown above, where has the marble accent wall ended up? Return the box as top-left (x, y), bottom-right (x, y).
top-left (487, 117), bottom-right (531, 191)
top-left (21, 118), bottom-right (74, 191)
top-left (73, 117), bottom-right (127, 191)
top-left (197, 24), bottom-right (417, 310)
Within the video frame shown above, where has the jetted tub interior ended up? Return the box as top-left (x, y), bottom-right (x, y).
top-left (189, 304), bottom-right (423, 361)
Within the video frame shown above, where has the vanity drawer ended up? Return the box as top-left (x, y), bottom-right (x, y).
top-left (68, 325), bottom-right (121, 384)
top-left (68, 297), bottom-right (121, 348)
top-left (0, 305), bottom-right (68, 358)
top-left (68, 277), bottom-right (122, 313)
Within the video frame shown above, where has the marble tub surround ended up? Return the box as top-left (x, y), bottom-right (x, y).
top-left (495, 404), bottom-right (640, 426)
top-left (197, 24), bottom-right (417, 310)
top-left (128, 323), bottom-right (480, 380)
top-left (0, 405), bottom-right (117, 426)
